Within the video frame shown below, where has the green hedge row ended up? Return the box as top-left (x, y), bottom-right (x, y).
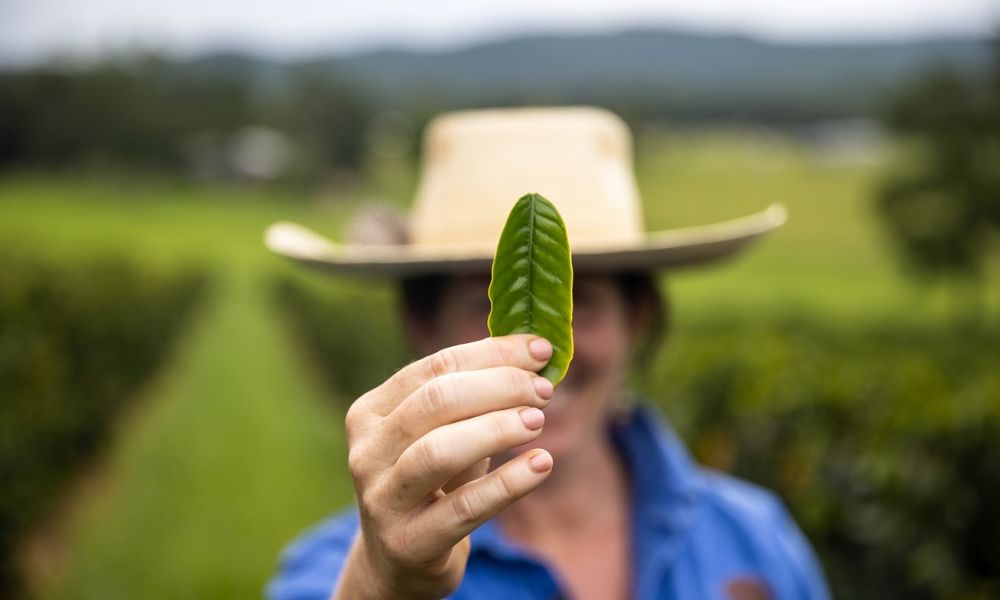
top-left (636, 320), bottom-right (999, 600)
top-left (273, 277), bottom-right (999, 600)
top-left (0, 255), bottom-right (208, 597)
top-left (271, 277), bottom-right (409, 402)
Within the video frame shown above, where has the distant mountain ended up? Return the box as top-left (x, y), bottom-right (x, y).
top-left (186, 29), bottom-right (993, 122)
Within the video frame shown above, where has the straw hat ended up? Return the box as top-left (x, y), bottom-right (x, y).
top-left (265, 106), bottom-right (786, 277)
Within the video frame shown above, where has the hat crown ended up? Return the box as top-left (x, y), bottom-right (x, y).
top-left (409, 107), bottom-right (645, 250)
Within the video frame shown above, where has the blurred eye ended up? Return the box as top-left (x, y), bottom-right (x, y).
top-left (571, 279), bottom-right (624, 331)
top-left (455, 288), bottom-right (490, 318)
top-left (572, 286), bottom-right (603, 328)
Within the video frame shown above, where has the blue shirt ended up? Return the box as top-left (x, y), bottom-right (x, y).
top-left (267, 405), bottom-right (830, 600)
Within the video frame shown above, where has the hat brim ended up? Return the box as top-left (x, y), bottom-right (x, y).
top-left (265, 203), bottom-right (787, 278)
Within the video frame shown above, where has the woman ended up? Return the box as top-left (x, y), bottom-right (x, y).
top-left (265, 107), bottom-right (829, 599)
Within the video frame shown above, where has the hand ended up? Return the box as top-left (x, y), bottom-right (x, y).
top-left (333, 335), bottom-right (556, 600)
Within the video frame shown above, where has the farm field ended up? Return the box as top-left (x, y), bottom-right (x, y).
top-left (1, 131), bottom-right (996, 598)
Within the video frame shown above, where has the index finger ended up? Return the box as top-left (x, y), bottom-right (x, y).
top-left (363, 335), bottom-right (552, 416)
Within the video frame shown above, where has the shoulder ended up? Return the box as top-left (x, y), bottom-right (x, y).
top-left (694, 469), bottom-right (830, 599)
top-left (618, 406), bottom-right (831, 597)
top-left (266, 509), bottom-right (360, 600)
top-left (699, 469), bottom-right (791, 530)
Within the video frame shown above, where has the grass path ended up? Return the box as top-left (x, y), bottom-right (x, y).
top-left (40, 267), bottom-right (353, 598)
top-left (0, 174), bottom-right (363, 598)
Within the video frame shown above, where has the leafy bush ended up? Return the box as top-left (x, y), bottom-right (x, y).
top-left (0, 255), bottom-right (208, 597)
top-left (637, 319), bottom-right (1000, 600)
top-left (273, 277), bottom-right (1000, 599)
top-left (270, 277), bottom-right (409, 402)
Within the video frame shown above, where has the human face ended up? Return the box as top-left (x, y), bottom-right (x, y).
top-left (409, 274), bottom-right (637, 463)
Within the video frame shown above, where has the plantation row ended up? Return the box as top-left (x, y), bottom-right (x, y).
top-left (274, 276), bottom-right (1000, 600)
top-left (0, 255), bottom-right (208, 596)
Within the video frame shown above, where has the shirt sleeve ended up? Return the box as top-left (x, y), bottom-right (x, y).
top-left (266, 510), bottom-right (360, 600)
top-left (700, 471), bottom-right (832, 600)
top-left (767, 498), bottom-right (831, 600)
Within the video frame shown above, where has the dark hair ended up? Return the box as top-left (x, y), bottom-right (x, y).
top-left (399, 273), bottom-right (450, 325)
top-left (615, 271), bottom-right (668, 365)
top-left (399, 271), bottom-right (668, 361)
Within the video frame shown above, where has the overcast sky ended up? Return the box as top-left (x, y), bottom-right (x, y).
top-left (2, 0), bottom-right (997, 66)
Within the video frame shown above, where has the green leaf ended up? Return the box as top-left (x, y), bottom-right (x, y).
top-left (488, 193), bottom-right (574, 384)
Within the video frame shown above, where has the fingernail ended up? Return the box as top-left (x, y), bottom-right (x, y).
top-left (528, 450), bottom-right (553, 473)
top-left (533, 377), bottom-right (553, 400)
top-left (528, 338), bottom-right (552, 361)
top-left (519, 407), bottom-right (545, 430)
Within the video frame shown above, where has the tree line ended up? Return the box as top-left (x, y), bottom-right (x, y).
top-left (0, 57), bottom-right (371, 179)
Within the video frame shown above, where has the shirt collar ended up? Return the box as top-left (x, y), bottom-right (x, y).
top-left (470, 404), bottom-right (703, 560)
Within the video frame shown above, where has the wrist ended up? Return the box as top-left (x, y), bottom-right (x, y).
top-left (334, 532), bottom-right (449, 600)
top-left (333, 533), bottom-right (398, 600)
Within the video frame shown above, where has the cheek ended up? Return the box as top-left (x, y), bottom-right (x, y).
top-left (572, 312), bottom-right (631, 374)
top-left (460, 320), bottom-right (490, 344)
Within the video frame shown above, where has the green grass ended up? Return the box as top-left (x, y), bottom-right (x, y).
top-left (635, 131), bottom-right (999, 324)
top-left (0, 176), bottom-right (362, 597)
top-left (39, 269), bottom-right (353, 598)
top-left (0, 176), bottom-right (327, 268)
top-left (0, 130), bottom-right (995, 598)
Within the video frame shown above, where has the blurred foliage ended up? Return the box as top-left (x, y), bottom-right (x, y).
top-left (1, 31), bottom-right (989, 186)
top-left (876, 40), bottom-right (1000, 318)
top-left (0, 56), bottom-right (371, 180)
top-left (273, 277), bottom-right (1000, 600)
top-left (280, 70), bottom-right (371, 173)
top-left (0, 58), bottom-right (250, 169)
top-left (271, 277), bottom-right (410, 401)
top-left (0, 254), bottom-right (208, 597)
top-left (636, 319), bottom-right (1000, 600)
